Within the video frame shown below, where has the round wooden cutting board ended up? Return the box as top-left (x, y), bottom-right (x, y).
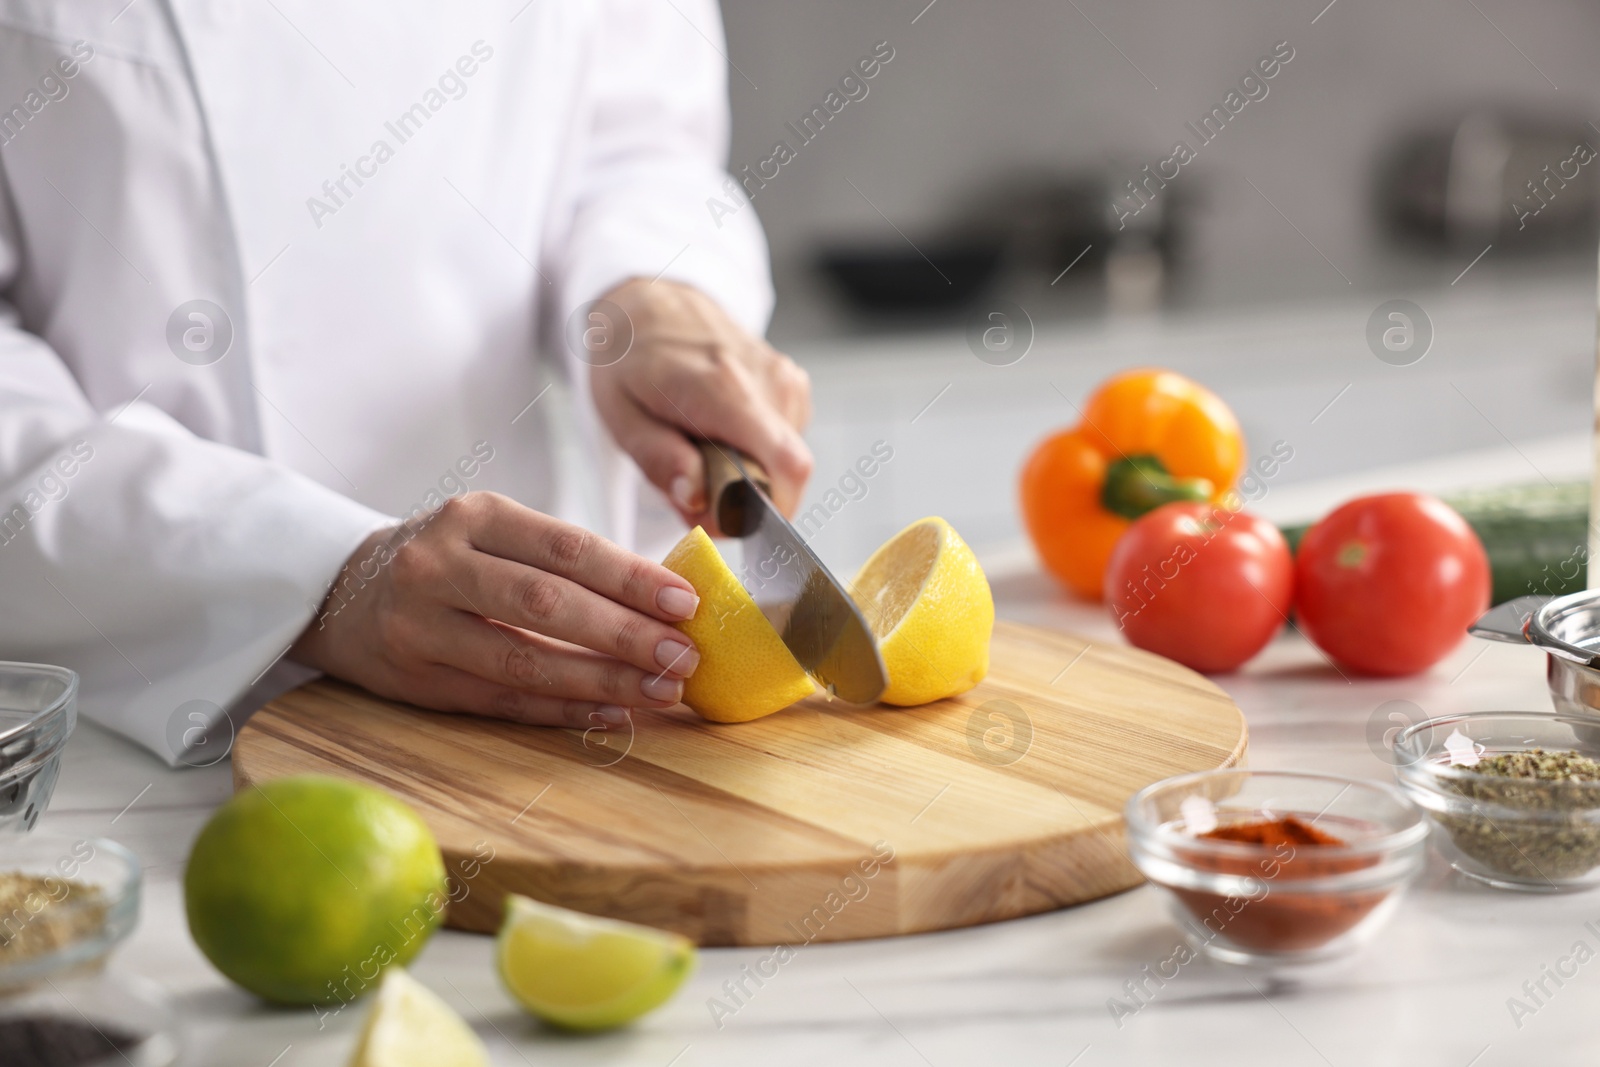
top-left (233, 621), bottom-right (1245, 946)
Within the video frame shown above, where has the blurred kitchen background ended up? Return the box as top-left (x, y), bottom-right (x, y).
top-left (709, 0), bottom-right (1600, 572)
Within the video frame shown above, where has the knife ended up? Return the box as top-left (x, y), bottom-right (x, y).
top-left (698, 441), bottom-right (888, 705)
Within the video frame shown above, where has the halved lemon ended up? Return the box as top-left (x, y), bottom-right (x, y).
top-left (495, 894), bottom-right (696, 1031)
top-left (851, 516), bottom-right (994, 706)
top-left (348, 968), bottom-right (487, 1067)
top-left (661, 525), bottom-right (815, 722)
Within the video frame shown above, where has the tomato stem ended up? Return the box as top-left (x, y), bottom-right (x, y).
top-left (1101, 455), bottom-right (1215, 520)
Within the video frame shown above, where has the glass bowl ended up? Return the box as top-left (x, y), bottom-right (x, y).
top-left (1125, 770), bottom-right (1427, 968)
top-left (0, 662), bottom-right (77, 835)
top-left (0, 835), bottom-right (140, 991)
top-left (0, 835), bottom-right (178, 1065)
top-left (1394, 710), bottom-right (1600, 892)
top-left (0, 969), bottom-right (179, 1067)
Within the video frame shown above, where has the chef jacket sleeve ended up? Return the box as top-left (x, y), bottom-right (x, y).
top-left (556, 0), bottom-right (774, 337)
top-left (0, 195), bottom-right (392, 766)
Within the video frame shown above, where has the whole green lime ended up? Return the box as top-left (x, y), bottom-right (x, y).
top-left (184, 775), bottom-right (448, 1005)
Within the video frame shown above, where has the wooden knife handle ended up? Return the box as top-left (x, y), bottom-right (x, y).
top-left (698, 440), bottom-right (771, 537)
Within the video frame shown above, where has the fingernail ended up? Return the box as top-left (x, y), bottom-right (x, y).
top-left (670, 475), bottom-right (702, 511)
top-left (655, 639), bottom-right (700, 676)
top-left (657, 585), bottom-right (699, 620)
top-left (596, 704), bottom-right (631, 726)
top-left (640, 674), bottom-right (684, 703)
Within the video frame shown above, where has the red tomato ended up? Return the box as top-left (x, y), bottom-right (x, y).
top-left (1104, 502), bottom-right (1294, 673)
top-left (1294, 493), bottom-right (1489, 676)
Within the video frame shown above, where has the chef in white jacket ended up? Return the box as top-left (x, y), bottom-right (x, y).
top-left (0, 1), bottom-right (812, 763)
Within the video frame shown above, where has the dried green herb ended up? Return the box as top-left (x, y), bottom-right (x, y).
top-left (1469, 751), bottom-right (1600, 787)
top-left (1439, 748), bottom-right (1600, 881)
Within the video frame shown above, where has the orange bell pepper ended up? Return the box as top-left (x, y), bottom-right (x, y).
top-left (1019, 369), bottom-right (1244, 600)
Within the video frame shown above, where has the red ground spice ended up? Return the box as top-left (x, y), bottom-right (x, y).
top-left (1201, 815), bottom-right (1343, 847)
top-left (1169, 816), bottom-right (1389, 953)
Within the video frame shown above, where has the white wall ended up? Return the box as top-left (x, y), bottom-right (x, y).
top-left (721, 0), bottom-right (1600, 314)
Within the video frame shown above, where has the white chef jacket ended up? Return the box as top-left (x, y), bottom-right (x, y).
top-left (0, 0), bottom-right (772, 763)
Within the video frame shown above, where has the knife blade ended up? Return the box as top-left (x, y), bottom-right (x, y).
top-left (698, 441), bottom-right (888, 705)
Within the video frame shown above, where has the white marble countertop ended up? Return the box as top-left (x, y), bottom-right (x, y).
top-left (48, 515), bottom-right (1599, 1067)
top-left (37, 277), bottom-right (1600, 1066)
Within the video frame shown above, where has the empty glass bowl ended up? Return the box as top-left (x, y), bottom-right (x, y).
top-left (1126, 769), bottom-right (1427, 968)
top-left (0, 663), bottom-right (77, 835)
top-left (1394, 710), bottom-right (1600, 892)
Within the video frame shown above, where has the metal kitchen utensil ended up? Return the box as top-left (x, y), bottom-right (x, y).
top-left (698, 441), bottom-right (888, 705)
top-left (1469, 595), bottom-right (1549, 647)
top-left (1470, 591), bottom-right (1600, 717)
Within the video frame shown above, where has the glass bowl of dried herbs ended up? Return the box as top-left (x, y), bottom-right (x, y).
top-left (1394, 710), bottom-right (1600, 892)
top-left (0, 663), bottom-right (77, 835)
top-left (1126, 770), bottom-right (1428, 968)
top-left (0, 834), bottom-right (179, 1066)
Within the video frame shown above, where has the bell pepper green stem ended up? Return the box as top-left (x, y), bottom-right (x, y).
top-left (1101, 455), bottom-right (1214, 520)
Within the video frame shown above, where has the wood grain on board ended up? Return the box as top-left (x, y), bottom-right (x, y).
top-left (233, 621), bottom-right (1246, 945)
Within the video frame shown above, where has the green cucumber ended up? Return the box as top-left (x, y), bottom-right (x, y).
top-left (1279, 482), bottom-right (1590, 606)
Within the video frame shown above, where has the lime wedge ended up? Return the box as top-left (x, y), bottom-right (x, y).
top-left (495, 894), bottom-right (696, 1031)
top-left (349, 968), bottom-right (487, 1067)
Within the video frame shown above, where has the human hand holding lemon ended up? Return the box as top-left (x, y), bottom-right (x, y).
top-left (183, 516), bottom-right (991, 1053)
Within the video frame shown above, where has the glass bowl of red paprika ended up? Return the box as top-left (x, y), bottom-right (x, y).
top-left (1126, 770), bottom-right (1427, 968)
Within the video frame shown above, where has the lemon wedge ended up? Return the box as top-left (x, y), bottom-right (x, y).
top-left (661, 525), bottom-right (816, 722)
top-left (348, 968), bottom-right (487, 1067)
top-left (495, 894), bottom-right (696, 1031)
top-left (851, 516), bottom-right (994, 706)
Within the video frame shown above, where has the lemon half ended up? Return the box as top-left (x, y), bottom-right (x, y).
top-left (495, 894), bottom-right (696, 1031)
top-left (661, 525), bottom-right (815, 722)
top-left (349, 968), bottom-right (488, 1067)
top-left (851, 516), bottom-right (994, 706)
